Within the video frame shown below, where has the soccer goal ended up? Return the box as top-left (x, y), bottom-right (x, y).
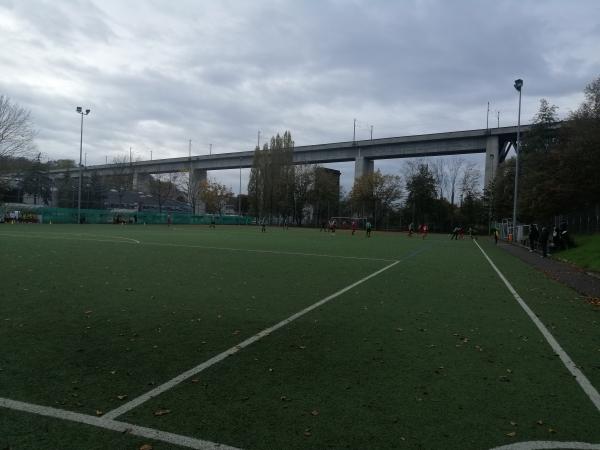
top-left (330, 217), bottom-right (368, 229)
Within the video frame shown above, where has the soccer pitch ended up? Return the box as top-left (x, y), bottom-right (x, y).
top-left (0, 224), bottom-right (599, 450)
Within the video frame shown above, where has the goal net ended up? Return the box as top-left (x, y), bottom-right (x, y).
top-left (329, 217), bottom-right (368, 229)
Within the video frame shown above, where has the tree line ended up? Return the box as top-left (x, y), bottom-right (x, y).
top-left (490, 76), bottom-right (600, 225)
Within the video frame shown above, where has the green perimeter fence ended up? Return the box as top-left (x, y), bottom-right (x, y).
top-left (1, 205), bottom-right (254, 226)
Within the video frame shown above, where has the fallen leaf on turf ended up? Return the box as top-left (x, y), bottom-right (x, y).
top-left (548, 428), bottom-right (556, 433)
top-left (304, 428), bottom-right (312, 437)
top-left (191, 379), bottom-right (200, 383)
top-left (139, 445), bottom-right (153, 450)
top-left (84, 310), bottom-right (92, 314)
top-left (506, 431), bottom-right (516, 437)
top-left (95, 410), bottom-right (103, 416)
top-left (537, 420), bottom-right (544, 425)
top-left (153, 409), bottom-right (171, 416)
top-left (510, 421), bottom-right (517, 426)
top-left (117, 395), bottom-right (127, 400)
top-left (311, 409), bottom-right (319, 416)
top-left (232, 330), bottom-right (240, 335)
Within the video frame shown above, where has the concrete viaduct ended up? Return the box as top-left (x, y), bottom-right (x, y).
top-left (49, 125), bottom-right (529, 197)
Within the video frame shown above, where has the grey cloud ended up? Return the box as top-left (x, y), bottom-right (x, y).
top-left (1, 0), bottom-right (600, 189)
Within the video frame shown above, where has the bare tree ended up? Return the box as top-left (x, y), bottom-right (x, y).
top-left (432, 158), bottom-right (447, 200)
top-left (0, 95), bottom-right (36, 159)
top-left (401, 158), bottom-right (425, 181)
top-left (175, 170), bottom-right (201, 213)
top-left (458, 162), bottom-right (481, 205)
top-left (106, 156), bottom-right (132, 206)
top-left (448, 157), bottom-right (464, 206)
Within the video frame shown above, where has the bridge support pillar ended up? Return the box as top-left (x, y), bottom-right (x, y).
top-left (354, 155), bottom-right (374, 180)
top-left (190, 169), bottom-right (207, 214)
top-left (132, 172), bottom-right (151, 191)
top-left (484, 135), bottom-right (499, 188)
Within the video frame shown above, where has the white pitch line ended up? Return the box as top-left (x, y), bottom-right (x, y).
top-left (139, 240), bottom-right (397, 262)
top-left (103, 257), bottom-right (406, 420)
top-left (474, 240), bottom-right (600, 412)
top-left (489, 441), bottom-right (600, 450)
top-left (0, 231), bottom-right (391, 261)
top-left (0, 397), bottom-right (241, 450)
top-left (113, 235), bottom-right (141, 244)
top-left (0, 232), bottom-right (139, 245)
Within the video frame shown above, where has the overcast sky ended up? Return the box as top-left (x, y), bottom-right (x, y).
top-left (1, 0), bottom-right (599, 192)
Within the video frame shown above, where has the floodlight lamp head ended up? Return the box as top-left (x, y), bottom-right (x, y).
top-left (76, 106), bottom-right (82, 113)
top-left (514, 79), bottom-right (523, 91)
top-left (85, 109), bottom-right (90, 115)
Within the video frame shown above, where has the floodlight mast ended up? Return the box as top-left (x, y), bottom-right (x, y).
top-left (76, 106), bottom-right (91, 224)
top-left (512, 79), bottom-right (523, 241)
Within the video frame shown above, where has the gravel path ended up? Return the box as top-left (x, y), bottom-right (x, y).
top-left (497, 241), bottom-right (600, 298)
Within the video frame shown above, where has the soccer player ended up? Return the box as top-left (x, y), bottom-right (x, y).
top-left (422, 223), bottom-right (428, 239)
top-left (408, 222), bottom-right (414, 237)
top-left (351, 220), bottom-right (357, 235)
top-left (451, 227), bottom-right (459, 240)
top-left (366, 220), bottom-right (372, 237)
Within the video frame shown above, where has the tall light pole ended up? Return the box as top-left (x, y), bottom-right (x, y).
top-left (488, 153), bottom-right (495, 235)
top-left (238, 156), bottom-right (242, 217)
top-left (512, 78), bottom-right (523, 241)
top-left (76, 106), bottom-right (90, 224)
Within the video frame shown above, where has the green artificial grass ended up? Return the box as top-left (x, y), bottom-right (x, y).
top-left (0, 225), bottom-right (598, 449)
top-left (0, 408), bottom-right (190, 450)
top-left (556, 233), bottom-right (600, 273)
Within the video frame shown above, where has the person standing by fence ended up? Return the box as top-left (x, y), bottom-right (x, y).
top-left (529, 224), bottom-right (539, 252)
top-left (540, 226), bottom-right (550, 258)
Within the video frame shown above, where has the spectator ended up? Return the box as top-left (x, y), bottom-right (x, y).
top-left (529, 224), bottom-right (539, 253)
top-left (560, 222), bottom-right (571, 249)
top-left (552, 226), bottom-right (560, 249)
top-left (540, 226), bottom-right (550, 258)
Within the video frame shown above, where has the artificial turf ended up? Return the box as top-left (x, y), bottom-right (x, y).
top-left (0, 224), bottom-right (598, 450)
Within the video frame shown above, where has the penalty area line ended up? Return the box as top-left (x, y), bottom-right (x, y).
top-left (0, 397), bottom-right (241, 450)
top-left (103, 257), bottom-right (407, 420)
top-left (474, 240), bottom-right (600, 413)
